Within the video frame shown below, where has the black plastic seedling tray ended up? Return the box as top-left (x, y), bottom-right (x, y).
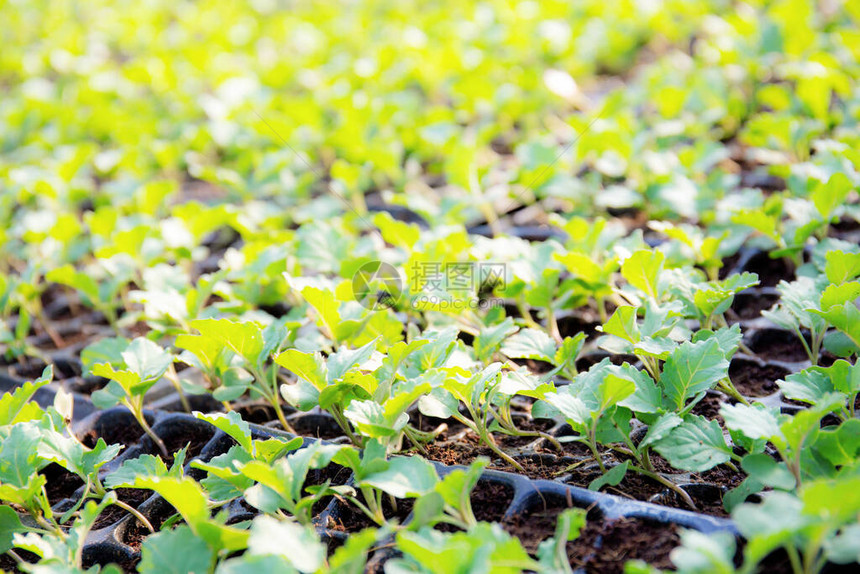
top-left (45, 398), bottom-right (736, 572)
top-left (1, 245), bottom-right (826, 572)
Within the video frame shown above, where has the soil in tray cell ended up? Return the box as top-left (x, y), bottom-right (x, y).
top-left (740, 251), bottom-right (795, 287)
top-left (0, 548), bottom-right (40, 574)
top-left (306, 463), bottom-right (352, 516)
top-left (729, 359), bottom-right (789, 397)
top-left (566, 468), bottom-right (668, 506)
top-left (422, 435), bottom-right (569, 479)
top-left (92, 488), bottom-right (154, 530)
top-left (328, 496), bottom-right (415, 532)
top-left (42, 463), bottom-right (85, 506)
top-left (747, 329), bottom-right (811, 363)
top-left (689, 392), bottom-right (727, 423)
top-left (730, 291), bottom-right (780, 321)
top-left (434, 480), bottom-right (516, 533)
top-left (156, 424), bottom-right (215, 464)
top-left (567, 517), bottom-right (680, 574)
top-left (290, 415), bottom-right (346, 440)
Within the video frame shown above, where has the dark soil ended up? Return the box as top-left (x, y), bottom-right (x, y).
top-left (233, 402), bottom-right (278, 425)
top-left (290, 414), bottom-right (345, 440)
top-left (42, 463), bottom-right (84, 506)
top-left (81, 414), bottom-right (151, 449)
top-left (328, 496), bottom-right (415, 532)
top-left (123, 519), bottom-right (150, 551)
top-left (730, 291), bottom-right (780, 321)
top-left (4, 357), bottom-right (53, 381)
top-left (690, 392), bottom-right (727, 422)
top-left (557, 312), bottom-right (602, 341)
top-left (695, 465), bottom-right (745, 490)
top-left (512, 455), bottom-right (578, 480)
top-left (158, 424), bottom-right (215, 463)
top-left (718, 252), bottom-right (742, 279)
top-left (568, 517), bottom-right (680, 573)
top-left (470, 481), bottom-right (515, 522)
top-left (306, 463), bottom-right (352, 516)
top-left (729, 359), bottom-right (789, 397)
top-left (435, 480), bottom-right (517, 532)
top-left (553, 434), bottom-right (604, 458)
top-left (514, 358), bottom-right (556, 375)
top-left (411, 413), bottom-right (468, 440)
top-left (0, 548), bottom-right (40, 574)
top-left (655, 484), bottom-right (729, 517)
top-left (92, 488), bottom-right (153, 529)
top-left (747, 329), bottom-right (810, 363)
top-left (502, 502), bottom-right (579, 553)
top-left (741, 252), bottom-right (795, 287)
top-left (646, 455), bottom-right (687, 475)
top-left (422, 434), bottom-right (495, 467)
top-left (829, 215), bottom-right (860, 238)
top-left (423, 434), bottom-right (572, 480)
top-left (566, 467), bottom-right (668, 504)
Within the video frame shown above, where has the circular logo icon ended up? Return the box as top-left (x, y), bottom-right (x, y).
top-left (352, 261), bottom-right (402, 310)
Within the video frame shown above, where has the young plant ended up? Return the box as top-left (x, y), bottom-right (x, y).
top-left (177, 317), bottom-right (297, 433)
top-left (235, 441), bottom-right (345, 526)
top-left (720, 398), bottom-right (842, 489)
top-left (37, 392), bottom-right (160, 532)
top-left (387, 522), bottom-right (538, 573)
top-left (499, 324), bottom-right (584, 382)
top-left (650, 222), bottom-right (730, 281)
top-left (0, 369), bottom-right (69, 540)
top-left (277, 337), bottom-right (434, 449)
top-left (328, 439), bottom-right (438, 526)
top-left (665, 476), bottom-right (860, 574)
top-left (46, 262), bottom-right (131, 329)
top-left (777, 359), bottom-right (860, 421)
top-left (409, 458), bottom-right (489, 531)
top-left (669, 270), bottom-right (760, 331)
top-left (0, 369), bottom-right (146, 565)
top-left (190, 411), bottom-right (303, 509)
top-left (535, 326), bottom-right (738, 510)
top-left (489, 365), bottom-right (567, 453)
top-left (91, 337), bottom-right (173, 457)
top-left (536, 508), bottom-right (588, 574)
top-left (599, 303), bottom-right (750, 404)
top-left (111, 474), bottom-right (250, 557)
top-left (762, 277), bottom-right (830, 365)
top-left (8, 496), bottom-right (120, 574)
top-left (418, 363), bottom-right (528, 471)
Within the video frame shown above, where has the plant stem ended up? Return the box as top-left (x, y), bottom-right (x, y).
top-left (546, 306), bottom-right (562, 344)
top-left (586, 424), bottom-right (605, 473)
top-left (490, 405), bottom-right (563, 452)
top-left (630, 466), bottom-right (697, 511)
top-left (786, 545), bottom-right (803, 574)
top-left (127, 400), bottom-right (168, 458)
top-left (515, 298), bottom-right (542, 330)
top-left (271, 398), bottom-right (298, 435)
top-left (470, 164), bottom-right (502, 237)
top-left (113, 500), bottom-right (155, 533)
top-left (165, 364), bottom-right (191, 413)
top-left (718, 379), bottom-right (751, 406)
top-left (402, 425), bottom-right (432, 454)
top-left (596, 296), bottom-right (608, 323)
top-left (480, 427), bottom-right (525, 472)
top-left (330, 405), bottom-right (361, 446)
